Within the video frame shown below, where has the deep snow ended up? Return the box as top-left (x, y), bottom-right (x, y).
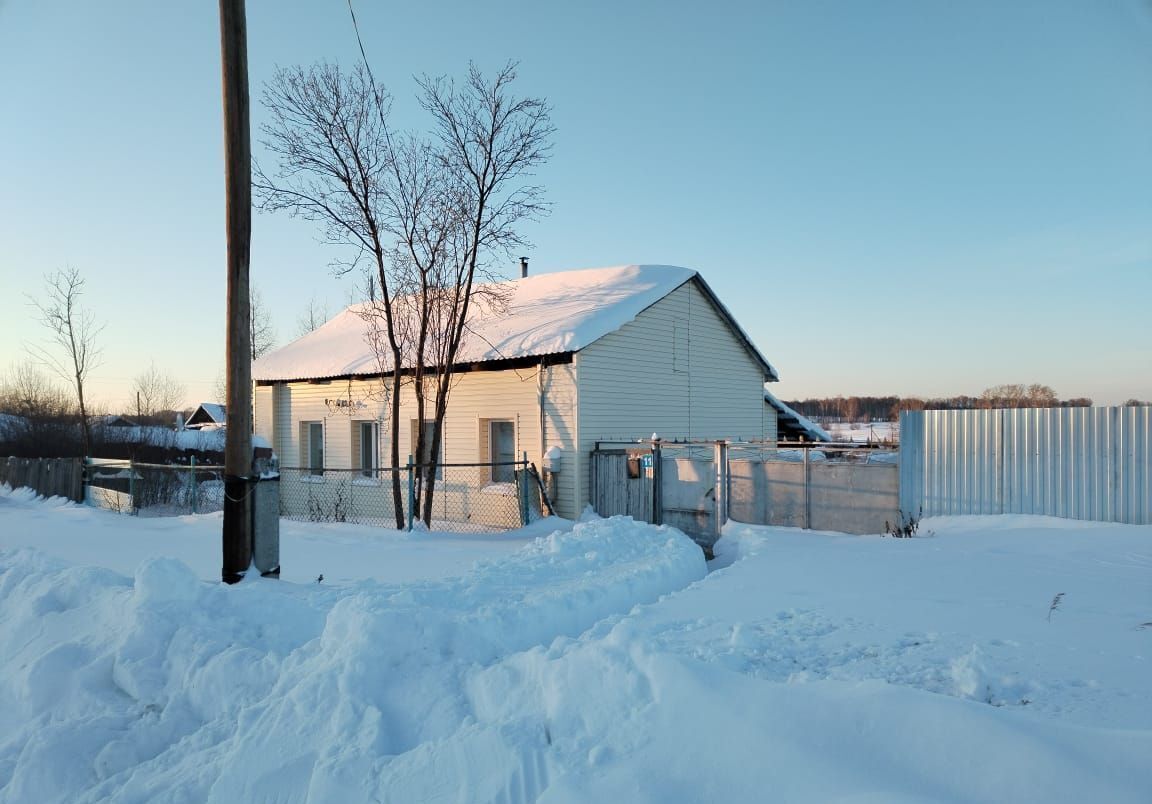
top-left (1, 485), bottom-right (1149, 803)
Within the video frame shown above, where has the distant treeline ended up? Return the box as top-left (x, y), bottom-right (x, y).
top-left (781, 384), bottom-right (1138, 423)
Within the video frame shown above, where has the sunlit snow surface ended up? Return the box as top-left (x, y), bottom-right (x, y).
top-left (1, 485), bottom-right (1150, 803)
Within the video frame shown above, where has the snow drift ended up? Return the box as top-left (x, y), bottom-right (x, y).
top-left (0, 515), bottom-right (705, 803)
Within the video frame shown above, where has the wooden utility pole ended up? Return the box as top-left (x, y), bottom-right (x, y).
top-left (219, 0), bottom-right (253, 583)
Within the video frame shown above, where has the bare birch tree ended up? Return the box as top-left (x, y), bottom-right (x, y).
top-left (256, 60), bottom-right (554, 527)
top-left (28, 266), bottom-right (103, 455)
top-left (255, 63), bottom-right (408, 527)
top-left (407, 62), bottom-right (554, 525)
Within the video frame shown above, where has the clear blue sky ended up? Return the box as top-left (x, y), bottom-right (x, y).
top-left (2, 0), bottom-right (1149, 409)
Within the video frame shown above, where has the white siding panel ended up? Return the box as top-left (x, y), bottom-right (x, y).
top-left (253, 385), bottom-right (273, 449)
top-left (577, 279), bottom-right (774, 509)
top-left (253, 363), bottom-right (582, 519)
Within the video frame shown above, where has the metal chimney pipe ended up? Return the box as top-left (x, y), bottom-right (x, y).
top-left (520, 256), bottom-right (528, 278)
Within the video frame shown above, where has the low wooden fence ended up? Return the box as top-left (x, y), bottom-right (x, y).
top-left (0, 456), bottom-right (84, 502)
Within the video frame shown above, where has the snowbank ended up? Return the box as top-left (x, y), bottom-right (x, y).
top-left (1, 490), bottom-right (1150, 803)
top-left (0, 512), bottom-right (705, 802)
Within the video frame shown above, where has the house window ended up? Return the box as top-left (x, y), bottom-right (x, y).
top-left (410, 419), bottom-right (443, 478)
top-left (488, 420), bottom-right (516, 483)
top-left (353, 421), bottom-right (378, 478)
top-left (300, 421), bottom-right (324, 476)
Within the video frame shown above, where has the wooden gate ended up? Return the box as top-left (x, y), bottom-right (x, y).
top-left (589, 448), bottom-right (655, 522)
top-left (590, 443), bottom-right (723, 548)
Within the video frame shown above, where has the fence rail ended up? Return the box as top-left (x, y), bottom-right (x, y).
top-left (0, 456), bottom-right (83, 501)
top-left (899, 407), bottom-right (1151, 524)
top-left (86, 458), bottom-right (226, 516)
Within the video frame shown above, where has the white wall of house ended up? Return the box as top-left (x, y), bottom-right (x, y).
top-left (579, 279), bottom-right (776, 442)
top-left (255, 361), bottom-right (581, 517)
top-left (576, 279), bottom-right (779, 506)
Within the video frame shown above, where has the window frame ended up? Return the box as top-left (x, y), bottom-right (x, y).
top-left (354, 420), bottom-right (379, 480)
top-left (301, 420), bottom-right (324, 478)
top-left (487, 419), bottom-right (516, 484)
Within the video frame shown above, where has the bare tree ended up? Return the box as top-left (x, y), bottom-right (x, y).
top-left (296, 296), bottom-right (331, 336)
top-left (251, 285), bottom-right (277, 360)
top-left (132, 362), bottom-right (187, 421)
top-left (0, 360), bottom-right (74, 420)
top-left (979, 383), bottom-right (1058, 409)
top-left (27, 267), bottom-right (103, 455)
top-left (407, 62), bottom-right (554, 524)
top-left (256, 63), bottom-right (408, 527)
top-left (0, 361), bottom-right (81, 456)
top-left (257, 60), bottom-right (553, 527)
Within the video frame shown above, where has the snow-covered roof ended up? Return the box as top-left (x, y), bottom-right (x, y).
top-left (764, 389), bottom-right (831, 442)
top-left (186, 403), bottom-right (226, 427)
top-left (254, 265), bottom-right (778, 382)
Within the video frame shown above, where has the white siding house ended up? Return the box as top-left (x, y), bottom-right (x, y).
top-left (253, 265), bottom-right (779, 520)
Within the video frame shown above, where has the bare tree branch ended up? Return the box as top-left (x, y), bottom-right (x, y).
top-left (250, 285), bottom-right (277, 360)
top-left (26, 266), bottom-right (104, 455)
top-left (258, 59), bottom-right (555, 526)
top-left (132, 362), bottom-right (187, 420)
top-left (257, 62), bottom-right (409, 527)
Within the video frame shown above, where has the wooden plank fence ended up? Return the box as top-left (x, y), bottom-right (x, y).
top-left (0, 457), bottom-right (84, 502)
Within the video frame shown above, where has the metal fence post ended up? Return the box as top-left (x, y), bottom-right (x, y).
top-left (190, 454), bottom-right (197, 515)
top-left (652, 439), bottom-right (663, 525)
top-left (802, 446), bottom-right (810, 529)
top-left (714, 440), bottom-right (728, 539)
top-left (128, 458), bottom-right (136, 515)
top-left (519, 451), bottom-right (530, 526)
top-left (406, 454), bottom-right (415, 532)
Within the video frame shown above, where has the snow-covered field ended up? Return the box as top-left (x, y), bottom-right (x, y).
top-left (1, 485), bottom-right (1150, 803)
top-left (825, 420), bottom-right (899, 443)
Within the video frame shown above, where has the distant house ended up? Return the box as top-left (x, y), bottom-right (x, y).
top-left (184, 403), bottom-right (226, 430)
top-left (100, 414), bottom-right (138, 428)
top-left (764, 390), bottom-right (831, 443)
top-left (253, 265), bottom-right (781, 519)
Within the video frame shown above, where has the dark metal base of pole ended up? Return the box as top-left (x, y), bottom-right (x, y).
top-left (222, 475), bottom-right (252, 584)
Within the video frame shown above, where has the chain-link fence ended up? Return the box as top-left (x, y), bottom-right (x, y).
top-left (279, 461), bottom-right (541, 532)
top-left (86, 459), bottom-right (226, 516)
top-left (85, 457), bottom-right (543, 532)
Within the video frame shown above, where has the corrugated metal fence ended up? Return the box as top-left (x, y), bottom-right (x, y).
top-left (900, 407), bottom-right (1151, 524)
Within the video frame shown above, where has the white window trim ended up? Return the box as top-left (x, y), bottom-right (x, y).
top-left (301, 420), bottom-right (325, 477)
top-left (486, 419), bottom-right (517, 485)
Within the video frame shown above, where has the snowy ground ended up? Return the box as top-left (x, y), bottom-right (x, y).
top-left (825, 420), bottom-right (899, 443)
top-left (1, 485), bottom-right (1150, 803)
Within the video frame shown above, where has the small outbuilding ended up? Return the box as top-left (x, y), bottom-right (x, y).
top-left (183, 403), bottom-right (226, 430)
